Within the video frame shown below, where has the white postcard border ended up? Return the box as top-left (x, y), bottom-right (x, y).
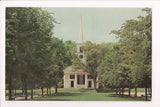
top-left (0, 1), bottom-right (160, 107)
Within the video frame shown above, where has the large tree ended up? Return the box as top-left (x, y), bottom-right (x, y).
top-left (47, 38), bottom-right (70, 94)
top-left (6, 7), bottom-right (56, 100)
top-left (99, 8), bottom-right (152, 100)
top-left (64, 40), bottom-right (77, 66)
top-left (73, 41), bottom-right (112, 90)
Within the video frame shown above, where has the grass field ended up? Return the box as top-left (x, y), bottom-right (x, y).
top-left (6, 88), bottom-right (148, 101)
top-left (130, 88), bottom-right (146, 92)
top-left (33, 89), bottom-right (145, 101)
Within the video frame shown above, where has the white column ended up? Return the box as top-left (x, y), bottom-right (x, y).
top-left (85, 74), bottom-right (88, 88)
top-left (92, 79), bottom-right (94, 89)
top-left (96, 77), bottom-right (99, 89)
top-left (75, 74), bottom-right (77, 88)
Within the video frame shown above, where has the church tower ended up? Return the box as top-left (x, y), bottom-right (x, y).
top-left (76, 18), bottom-right (85, 61)
top-left (63, 18), bottom-right (98, 89)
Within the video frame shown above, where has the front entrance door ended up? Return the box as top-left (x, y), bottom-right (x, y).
top-left (77, 75), bottom-right (85, 85)
top-left (88, 81), bottom-right (92, 88)
top-left (71, 81), bottom-right (74, 88)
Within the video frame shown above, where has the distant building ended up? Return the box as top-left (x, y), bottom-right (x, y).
top-left (63, 19), bottom-right (98, 89)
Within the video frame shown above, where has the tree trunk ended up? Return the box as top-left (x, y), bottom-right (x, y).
top-left (148, 88), bottom-right (150, 95)
top-left (47, 88), bottom-right (48, 95)
top-left (122, 88), bottom-right (124, 96)
top-left (145, 87), bottom-right (148, 101)
top-left (31, 88), bottom-right (33, 100)
top-left (50, 88), bottom-right (51, 96)
top-left (119, 88), bottom-right (121, 95)
top-left (22, 88), bottom-right (24, 96)
top-left (135, 87), bottom-right (137, 97)
top-left (116, 88), bottom-right (118, 94)
top-left (93, 74), bottom-right (97, 90)
top-left (128, 87), bottom-right (131, 96)
top-left (8, 75), bottom-right (12, 100)
top-left (55, 85), bottom-right (57, 94)
top-left (8, 89), bottom-right (12, 100)
top-left (24, 88), bottom-right (28, 100)
top-left (41, 87), bottom-right (44, 97)
top-left (15, 89), bottom-right (16, 97)
top-left (24, 79), bottom-right (28, 100)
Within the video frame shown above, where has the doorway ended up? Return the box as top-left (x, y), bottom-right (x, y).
top-left (77, 75), bottom-right (85, 84)
top-left (88, 81), bottom-right (92, 88)
top-left (71, 81), bottom-right (74, 88)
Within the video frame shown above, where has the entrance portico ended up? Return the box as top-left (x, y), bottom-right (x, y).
top-left (63, 67), bottom-right (98, 89)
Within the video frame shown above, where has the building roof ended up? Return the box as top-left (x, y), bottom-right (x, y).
top-left (63, 66), bottom-right (90, 75)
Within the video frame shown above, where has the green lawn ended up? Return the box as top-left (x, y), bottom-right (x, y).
top-left (6, 88), bottom-right (148, 101)
top-left (33, 89), bottom-right (144, 101)
top-left (130, 88), bottom-right (146, 92)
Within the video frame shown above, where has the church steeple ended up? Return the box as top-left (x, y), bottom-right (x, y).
top-left (78, 18), bottom-right (83, 44)
top-left (76, 18), bottom-right (85, 61)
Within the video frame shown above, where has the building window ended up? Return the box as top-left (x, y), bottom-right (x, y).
top-left (70, 75), bottom-right (75, 79)
top-left (88, 75), bottom-right (92, 79)
top-left (77, 75), bottom-right (85, 84)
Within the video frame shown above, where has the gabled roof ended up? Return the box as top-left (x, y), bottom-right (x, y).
top-left (63, 66), bottom-right (89, 75)
top-left (63, 66), bottom-right (75, 73)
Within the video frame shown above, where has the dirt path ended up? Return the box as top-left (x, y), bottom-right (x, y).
top-left (15, 94), bottom-right (39, 100)
top-left (124, 92), bottom-right (151, 101)
top-left (124, 92), bottom-right (145, 97)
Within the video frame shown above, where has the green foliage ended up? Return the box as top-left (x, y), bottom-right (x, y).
top-left (6, 7), bottom-right (62, 99)
top-left (73, 41), bottom-right (114, 89)
top-left (64, 40), bottom-right (77, 66)
top-left (98, 8), bottom-right (152, 91)
top-left (47, 38), bottom-right (70, 89)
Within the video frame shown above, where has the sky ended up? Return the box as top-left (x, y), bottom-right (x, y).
top-left (42, 8), bottom-right (146, 44)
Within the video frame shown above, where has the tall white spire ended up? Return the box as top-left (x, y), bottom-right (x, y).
top-left (78, 17), bottom-right (83, 44)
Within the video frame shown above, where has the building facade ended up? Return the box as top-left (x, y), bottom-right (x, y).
top-left (63, 19), bottom-right (98, 89)
top-left (63, 67), bottom-right (98, 89)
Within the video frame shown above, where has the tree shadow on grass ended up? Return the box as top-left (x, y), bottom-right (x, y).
top-left (79, 89), bottom-right (92, 93)
top-left (30, 92), bottom-right (82, 101)
top-left (33, 98), bottom-right (71, 101)
top-left (96, 89), bottom-right (116, 93)
top-left (15, 98), bottom-right (72, 101)
top-left (52, 92), bottom-right (81, 96)
top-left (108, 94), bottom-right (145, 101)
top-left (13, 92), bottom-right (81, 101)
